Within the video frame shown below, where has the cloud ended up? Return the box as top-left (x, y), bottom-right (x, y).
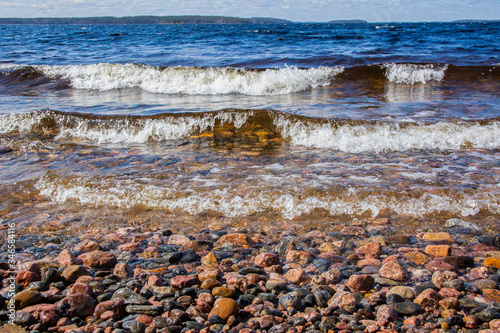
top-left (1, 0), bottom-right (499, 21)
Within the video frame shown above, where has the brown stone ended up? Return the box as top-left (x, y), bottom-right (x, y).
top-left (379, 260), bottom-right (408, 281)
top-left (425, 260), bottom-right (455, 272)
top-left (15, 270), bottom-right (40, 289)
top-left (57, 249), bottom-right (82, 266)
top-left (483, 257), bottom-right (500, 269)
top-left (75, 239), bottom-right (101, 252)
top-left (170, 275), bottom-right (200, 290)
top-left (347, 275), bottom-right (375, 293)
top-left (318, 242), bottom-right (341, 254)
top-left (425, 245), bottom-right (451, 257)
top-left (414, 288), bottom-right (443, 309)
top-left (56, 293), bottom-right (94, 317)
top-left (12, 290), bottom-right (43, 309)
top-left (224, 272), bottom-right (249, 292)
top-left (422, 232), bottom-right (453, 242)
top-left (215, 233), bottom-right (253, 248)
top-left (198, 267), bottom-right (221, 281)
top-left (285, 250), bottom-right (314, 265)
top-left (200, 278), bottom-right (222, 290)
top-left (212, 286), bottom-right (236, 298)
top-left (201, 251), bottom-right (218, 267)
top-left (483, 289), bottom-right (500, 303)
top-left (255, 253), bottom-right (280, 267)
top-left (167, 235), bottom-right (192, 249)
top-left (84, 251), bottom-right (117, 269)
top-left (340, 226), bottom-right (367, 237)
top-left (405, 252), bottom-right (431, 265)
top-left (61, 265), bottom-right (90, 283)
top-left (113, 262), bottom-right (133, 280)
top-left (208, 298), bottom-right (239, 321)
top-left (328, 291), bottom-right (356, 313)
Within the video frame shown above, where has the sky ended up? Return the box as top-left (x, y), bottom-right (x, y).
top-left (0, 0), bottom-right (499, 22)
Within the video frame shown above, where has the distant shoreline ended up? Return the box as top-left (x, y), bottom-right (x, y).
top-left (0, 16), bottom-right (498, 25)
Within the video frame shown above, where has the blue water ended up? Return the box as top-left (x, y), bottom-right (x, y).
top-left (1, 23), bottom-right (499, 67)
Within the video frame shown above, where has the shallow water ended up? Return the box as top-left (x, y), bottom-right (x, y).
top-left (0, 23), bottom-right (499, 233)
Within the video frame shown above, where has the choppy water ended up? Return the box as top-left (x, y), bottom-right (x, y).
top-left (0, 22), bottom-right (499, 233)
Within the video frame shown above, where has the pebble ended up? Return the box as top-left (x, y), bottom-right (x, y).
top-left (4, 224), bottom-right (500, 333)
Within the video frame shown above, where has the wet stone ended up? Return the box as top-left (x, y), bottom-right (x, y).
top-left (391, 302), bottom-right (423, 315)
top-left (112, 288), bottom-right (150, 305)
top-left (125, 305), bottom-right (163, 315)
top-left (122, 320), bottom-right (145, 333)
top-left (279, 292), bottom-right (302, 310)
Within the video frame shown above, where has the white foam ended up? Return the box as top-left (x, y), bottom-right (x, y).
top-left (383, 63), bottom-right (448, 84)
top-left (36, 176), bottom-right (500, 220)
top-left (37, 63), bottom-right (344, 96)
top-left (274, 116), bottom-right (500, 152)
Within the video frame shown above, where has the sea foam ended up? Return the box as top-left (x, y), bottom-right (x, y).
top-left (383, 63), bottom-right (448, 84)
top-left (38, 63), bottom-right (344, 96)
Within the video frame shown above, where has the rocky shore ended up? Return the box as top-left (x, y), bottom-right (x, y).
top-left (3, 217), bottom-right (500, 333)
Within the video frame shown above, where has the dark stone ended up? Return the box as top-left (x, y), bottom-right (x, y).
top-left (391, 302), bottom-right (423, 315)
top-left (443, 279), bottom-right (465, 291)
top-left (239, 267), bottom-right (265, 275)
top-left (478, 236), bottom-right (500, 247)
top-left (42, 268), bottom-right (61, 285)
top-left (312, 259), bottom-right (332, 272)
top-left (166, 249), bottom-right (199, 264)
top-left (279, 292), bottom-right (302, 310)
top-left (383, 236), bottom-right (411, 244)
top-left (313, 290), bottom-right (331, 308)
top-left (14, 312), bottom-right (36, 326)
top-left (122, 320), bottom-right (145, 333)
top-left (447, 315), bottom-right (464, 326)
top-left (477, 308), bottom-right (500, 322)
top-left (27, 281), bottom-right (48, 291)
top-left (257, 293), bottom-right (278, 304)
top-left (0, 146), bottom-right (12, 155)
top-left (386, 293), bottom-right (405, 304)
top-left (465, 284), bottom-right (481, 294)
top-left (208, 315), bottom-right (226, 325)
top-left (185, 321), bottom-right (206, 331)
top-left (442, 256), bottom-right (474, 269)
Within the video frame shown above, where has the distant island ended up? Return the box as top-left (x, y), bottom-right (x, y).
top-left (328, 19), bottom-right (368, 24)
top-left (452, 19), bottom-right (500, 23)
top-left (0, 15), bottom-right (291, 25)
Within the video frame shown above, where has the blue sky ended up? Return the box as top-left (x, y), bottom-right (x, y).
top-left (1, 0), bottom-right (498, 22)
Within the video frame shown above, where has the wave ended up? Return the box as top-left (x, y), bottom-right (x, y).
top-left (2, 109), bottom-right (499, 152)
top-left (37, 63), bottom-right (344, 96)
top-left (35, 176), bottom-right (500, 219)
top-left (1, 63), bottom-right (498, 95)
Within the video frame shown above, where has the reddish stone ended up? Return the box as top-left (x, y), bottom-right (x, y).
top-left (84, 251), bottom-right (117, 269)
top-left (15, 270), bottom-right (40, 288)
top-left (93, 299), bottom-right (125, 320)
top-left (347, 275), bottom-right (375, 292)
top-left (145, 275), bottom-right (163, 287)
top-left (425, 260), bottom-right (455, 272)
top-left (379, 260), bottom-right (408, 281)
top-left (283, 268), bottom-right (311, 285)
top-left (377, 305), bottom-right (398, 322)
top-left (328, 291), bottom-right (356, 312)
top-left (358, 258), bottom-right (382, 267)
top-left (245, 273), bottom-right (267, 285)
top-left (439, 297), bottom-right (459, 310)
top-left (170, 275), bottom-right (200, 290)
top-left (57, 249), bottom-right (82, 266)
top-left (340, 226), bottom-right (367, 237)
top-left (40, 308), bottom-right (61, 327)
top-left (414, 289), bottom-right (443, 309)
top-left (215, 233), bottom-right (253, 248)
top-left (431, 270), bottom-right (458, 288)
top-left (438, 287), bottom-right (461, 299)
top-left (404, 316), bottom-right (423, 327)
top-left (135, 314), bottom-right (154, 326)
top-left (19, 303), bottom-right (56, 317)
top-left (75, 239), bottom-right (101, 252)
top-left (482, 289), bottom-right (500, 303)
top-left (224, 272), bottom-right (249, 292)
top-left (56, 317), bottom-right (73, 326)
top-left (167, 235), bottom-right (192, 248)
top-left (356, 241), bottom-right (382, 256)
top-left (424, 245), bottom-right (451, 257)
top-left (56, 293), bottom-right (94, 318)
top-left (68, 282), bottom-right (93, 296)
top-left (255, 253), bottom-right (280, 267)
top-left (100, 310), bottom-right (117, 321)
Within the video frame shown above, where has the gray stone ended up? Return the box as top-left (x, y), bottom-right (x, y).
top-left (446, 219), bottom-right (481, 231)
top-left (477, 308), bottom-right (500, 322)
top-left (112, 288), bottom-right (150, 305)
top-left (122, 320), bottom-right (145, 333)
top-left (314, 289), bottom-right (331, 308)
top-left (125, 305), bottom-right (163, 316)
